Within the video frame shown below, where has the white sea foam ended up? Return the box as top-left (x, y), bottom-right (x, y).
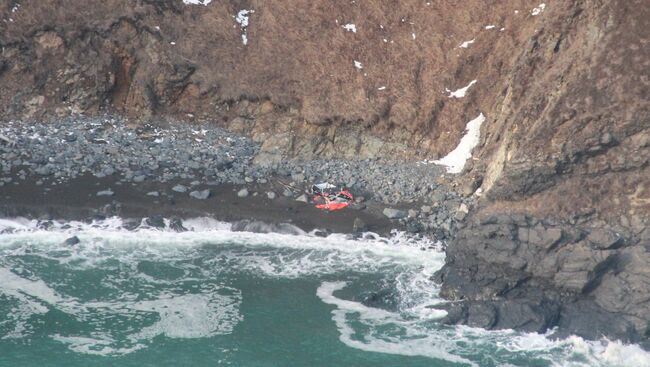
top-left (318, 280), bottom-right (650, 367)
top-left (1, 216), bottom-right (649, 366)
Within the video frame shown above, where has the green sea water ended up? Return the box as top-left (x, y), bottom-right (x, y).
top-left (0, 218), bottom-right (647, 367)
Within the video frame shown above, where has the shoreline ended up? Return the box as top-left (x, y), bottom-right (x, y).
top-left (0, 117), bottom-right (468, 238)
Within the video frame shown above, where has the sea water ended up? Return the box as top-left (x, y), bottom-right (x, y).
top-left (0, 217), bottom-right (648, 367)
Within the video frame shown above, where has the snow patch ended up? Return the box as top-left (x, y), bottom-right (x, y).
top-left (342, 23), bottom-right (357, 33)
top-left (235, 9), bottom-right (254, 45)
top-left (354, 60), bottom-right (363, 69)
top-left (182, 0), bottom-right (212, 5)
top-left (377, 86), bottom-right (386, 91)
top-left (485, 25), bottom-right (496, 30)
top-left (446, 80), bottom-right (477, 98)
top-left (458, 39), bottom-right (475, 48)
top-left (532, 3), bottom-right (546, 16)
top-left (433, 113), bottom-right (485, 174)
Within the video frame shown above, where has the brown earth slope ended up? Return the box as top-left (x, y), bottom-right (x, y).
top-left (1, 0), bottom-right (649, 344)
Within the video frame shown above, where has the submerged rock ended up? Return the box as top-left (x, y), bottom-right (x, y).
top-left (63, 236), bottom-right (80, 246)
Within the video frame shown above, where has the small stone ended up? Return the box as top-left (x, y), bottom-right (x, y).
top-left (408, 209), bottom-right (418, 218)
top-left (282, 188), bottom-right (294, 197)
top-left (237, 188), bottom-right (249, 198)
top-left (454, 203), bottom-right (469, 221)
top-left (295, 194), bottom-right (309, 203)
top-left (133, 175), bottom-right (146, 183)
top-left (146, 191), bottom-right (160, 197)
top-left (244, 177), bottom-right (254, 183)
top-left (421, 205), bottom-right (432, 214)
top-left (291, 173), bottom-right (305, 183)
top-left (63, 236), bottom-right (80, 246)
top-left (172, 184), bottom-right (188, 193)
top-left (383, 208), bottom-right (407, 219)
top-left (189, 189), bottom-right (211, 200)
top-left (259, 178), bottom-right (268, 184)
top-left (96, 189), bottom-right (114, 196)
top-left (267, 191), bottom-right (276, 200)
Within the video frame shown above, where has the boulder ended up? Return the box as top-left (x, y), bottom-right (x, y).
top-left (383, 208), bottom-right (406, 219)
top-left (189, 189), bottom-right (210, 200)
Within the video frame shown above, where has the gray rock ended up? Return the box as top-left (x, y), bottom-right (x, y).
top-left (295, 194), bottom-right (309, 203)
top-left (267, 191), bottom-right (276, 200)
top-left (353, 217), bottom-right (367, 233)
top-left (421, 205), bottom-right (432, 214)
top-left (172, 184), bottom-right (188, 193)
top-left (133, 175), bottom-right (146, 183)
top-left (282, 188), bottom-right (294, 197)
top-left (35, 166), bottom-right (52, 176)
top-left (145, 215), bottom-right (165, 228)
top-left (408, 209), bottom-right (418, 218)
top-left (146, 191), bottom-right (160, 197)
top-left (189, 189), bottom-right (211, 200)
top-left (96, 189), bottom-right (114, 196)
top-left (383, 208), bottom-right (407, 219)
top-left (237, 188), bottom-right (249, 198)
top-left (63, 236), bottom-right (80, 246)
top-left (291, 173), bottom-right (305, 182)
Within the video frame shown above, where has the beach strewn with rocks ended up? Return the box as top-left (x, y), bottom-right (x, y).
top-left (0, 118), bottom-right (472, 239)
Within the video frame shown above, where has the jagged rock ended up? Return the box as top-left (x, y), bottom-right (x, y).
top-left (145, 215), bottom-right (165, 228)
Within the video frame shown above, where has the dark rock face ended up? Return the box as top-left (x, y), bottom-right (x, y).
top-left (436, 213), bottom-right (650, 344)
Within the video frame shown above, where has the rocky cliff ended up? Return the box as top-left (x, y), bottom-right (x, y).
top-left (1, 0), bottom-right (649, 345)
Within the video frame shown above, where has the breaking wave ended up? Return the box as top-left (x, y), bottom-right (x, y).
top-left (0, 216), bottom-right (648, 366)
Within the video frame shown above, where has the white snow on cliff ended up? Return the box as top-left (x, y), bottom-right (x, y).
top-left (342, 24), bottom-right (357, 33)
top-left (434, 113), bottom-right (485, 174)
top-left (532, 4), bottom-right (546, 16)
top-left (459, 39), bottom-right (475, 48)
top-left (447, 80), bottom-right (477, 98)
top-left (182, 0), bottom-right (212, 5)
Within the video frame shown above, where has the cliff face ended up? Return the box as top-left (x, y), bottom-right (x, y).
top-left (1, 0), bottom-right (550, 161)
top-left (1, 0), bottom-right (649, 343)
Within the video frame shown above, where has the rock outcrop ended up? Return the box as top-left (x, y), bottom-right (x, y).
top-left (1, 0), bottom-right (649, 345)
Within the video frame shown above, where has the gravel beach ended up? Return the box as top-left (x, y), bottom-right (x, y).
top-left (0, 117), bottom-right (474, 239)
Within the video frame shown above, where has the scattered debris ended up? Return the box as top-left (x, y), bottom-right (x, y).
top-left (310, 182), bottom-right (354, 211)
